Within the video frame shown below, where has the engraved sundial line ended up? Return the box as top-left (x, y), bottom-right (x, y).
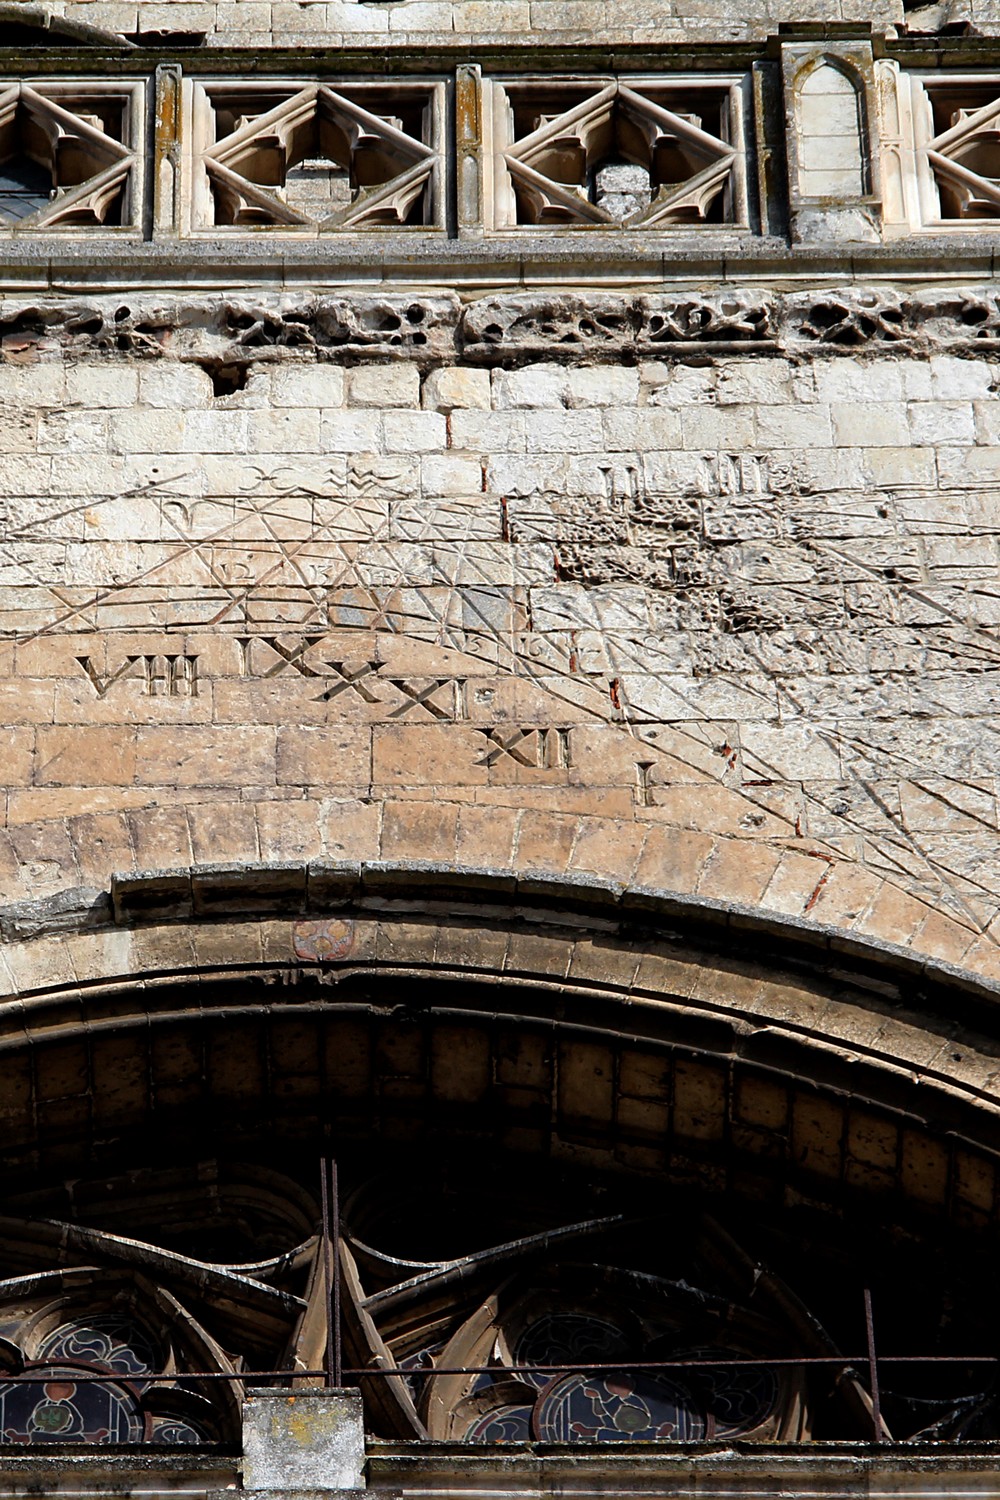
top-left (8, 453), bottom-right (999, 937)
top-left (735, 630), bottom-right (1000, 935)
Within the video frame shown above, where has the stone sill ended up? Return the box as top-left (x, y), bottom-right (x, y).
top-left (368, 1439), bottom-right (1000, 1492)
top-left (9, 33), bottom-right (1000, 70)
top-left (0, 235), bottom-right (997, 295)
top-left (0, 1448), bottom-right (238, 1486)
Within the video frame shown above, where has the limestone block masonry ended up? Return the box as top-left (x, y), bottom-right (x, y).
top-left (2, 19), bottom-right (1000, 1012)
top-left (3, 284), bottom-right (1000, 981)
top-left (5, 0), bottom-right (1000, 1488)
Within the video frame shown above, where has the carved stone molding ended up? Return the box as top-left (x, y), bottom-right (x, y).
top-left (8, 58), bottom-right (1000, 248)
top-left (4, 285), bottom-right (1000, 361)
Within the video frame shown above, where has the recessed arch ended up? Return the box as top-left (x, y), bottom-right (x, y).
top-left (0, 865), bottom-right (998, 1448)
top-left (0, 862), bottom-right (998, 1205)
top-left (793, 53), bottom-right (870, 197)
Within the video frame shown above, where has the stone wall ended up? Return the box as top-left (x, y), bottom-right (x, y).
top-left (3, 289), bottom-right (1000, 980)
top-left (35, 0), bottom-right (908, 49)
top-left (22, 0), bottom-right (1000, 52)
top-left (4, 17), bottom-right (1000, 988)
top-left (1, 1), bottom-right (1000, 1483)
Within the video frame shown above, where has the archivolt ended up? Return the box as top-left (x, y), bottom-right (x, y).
top-left (0, 863), bottom-right (997, 1232)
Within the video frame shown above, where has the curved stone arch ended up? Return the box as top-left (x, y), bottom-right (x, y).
top-left (792, 50), bottom-right (868, 91)
top-left (10, 793), bottom-right (993, 984)
top-left (0, 2), bottom-right (135, 46)
top-left (0, 862), bottom-right (999, 1234)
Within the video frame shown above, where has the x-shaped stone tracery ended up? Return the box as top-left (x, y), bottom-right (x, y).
top-left (199, 83), bottom-right (438, 229)
top-left (0, 83), bottom-right (135, 228)
top-left (925, 92), bottom-right (1000, 217)
top-left (500, 81), bottom-right (739, 227)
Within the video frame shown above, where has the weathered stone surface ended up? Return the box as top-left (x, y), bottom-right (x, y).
top-left (0, 27), bottom-right (998, 1032)
top-left (10, 287), bottom-right (1000, 366)
top-left (242, 1391), bottom-right (365, 1491)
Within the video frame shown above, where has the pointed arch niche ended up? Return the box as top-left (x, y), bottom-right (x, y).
top-left (780, 39), bottom-right (881, 243)
top-left (795, 57), bottom-right (868, 198)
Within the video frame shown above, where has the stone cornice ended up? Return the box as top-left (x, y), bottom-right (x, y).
top-left (5, 33), bottom-right (1000, 71)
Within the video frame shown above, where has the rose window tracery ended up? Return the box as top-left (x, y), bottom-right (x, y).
top-left (0, 1157), bottom-right (993, 1446)
top-left (381, 1258), bottom-right (801, 1444)
top-left (0, 1165), bottom-right (320, 1447)
top-left (0, 1304), bottom-right (212, 1445)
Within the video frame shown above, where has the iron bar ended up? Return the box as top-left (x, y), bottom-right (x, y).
top-left (331, 1158), bottom-right (343, 1388)
top-left (864, 1288), bottom-right (885, 1443)
top-left (0, 1354), bottom-right (997, 1384)
top-left (343, 1357), bottom-right (996, 1374)
top-left (319, 1157), bottom-right (335, 1391)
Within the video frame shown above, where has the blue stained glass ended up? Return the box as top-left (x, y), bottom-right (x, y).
top-left (38, 1318), bottom-right (159, 1381)
top-left (151, 1417), bottom-right (206, 1445)
top-left (514, 1315), bottom-right (629, 1390)
top-left (534, 1370), bottom-right (706, 1442)
top-left (0, 159), bottom-right (52, 221)
top-left (465, 1404), bottom-right (533, 1442)
top-left (696, 1361), bottom-right (778, 1436)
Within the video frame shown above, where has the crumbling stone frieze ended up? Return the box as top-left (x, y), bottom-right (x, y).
top-left (6, 288), bottom-right (1000, 364)
top-left (0, 293), bottom-right (463, 361)
top-left (785, 288), bottom-right (910, 345)
top-left (461, 292), bottom-right (777, 357)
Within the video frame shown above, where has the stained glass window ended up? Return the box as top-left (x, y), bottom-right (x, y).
top-left (0, 1369), bottom-right (145, 1444)
top-left (0, 1315), bottom-right (215, 1446)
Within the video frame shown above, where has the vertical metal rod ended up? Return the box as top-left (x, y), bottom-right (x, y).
top-left (319, 1157), bottom-right (335, 1390)
top-left (331, 1158), bottom-right (343, 1388)
top-left (864, 1287), bottom-right (884, 1442)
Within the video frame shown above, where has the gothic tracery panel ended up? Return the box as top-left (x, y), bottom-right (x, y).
top-left (480, 75), bottom-right (748, 231)
top-left (186, 79), bottom-right (445, 233)
top-left (0, 79), bottom-right (143, 231)
top-left (904, 74), bottom-right (1000, 226)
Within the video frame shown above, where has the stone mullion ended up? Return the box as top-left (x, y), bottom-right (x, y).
top-left (152, 62), bottom-right (182, 239)
top-left (455, 63), bottom-right (483, 238)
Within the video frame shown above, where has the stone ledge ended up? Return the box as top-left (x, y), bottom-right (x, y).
top-left (93, 858), bottom-right (1000, 1014)
top-left (223, 1493), bottom-right (400, 1500)
top-left (367, 1439), bottom-right (1000, 1495)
